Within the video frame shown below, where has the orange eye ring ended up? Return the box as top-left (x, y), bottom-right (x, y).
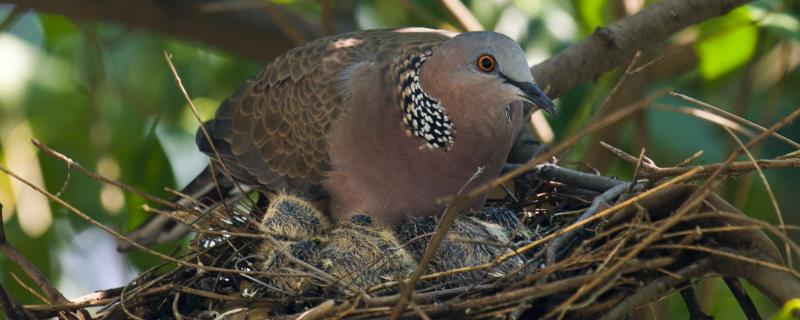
top-left (477, 54), bottom-right (496, 73)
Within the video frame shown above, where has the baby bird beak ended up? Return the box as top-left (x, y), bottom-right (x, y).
top-left (517, 81), bottom-right (557, 116)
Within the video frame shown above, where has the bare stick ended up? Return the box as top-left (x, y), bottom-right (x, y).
top-left (390, 166), bottom-right (485, 319)
top-left (261, 1), bottom-right (306, 45)
top-left (439, 0), bottom-right (483, 32)
top-left (602, 141), bottom-right (800, 179)
top-left (655, 104), bottom-right (756, 137)
top-left (599, 259), bottom-right (712, 320)
top-left (532, 0), bottom-right (755, 98)
top-left (672, 92), bottom-right (800, 150)
top-left (0, 163), bottom-right (321, 278)
top-left (652, 244), bottom-right (800, 278)
top-left (372, 168), bottom-right (702, 292)
top-left (655, 158), bottom-right (800, 179)
top-left (679, 285), bottom-right (713, 320)
top-left (33, 139), bottom-right (174, 208)
top-left (724, 277), bottom-right (761, 320)
top-left (465, 92), bottom-right (660, 215)
top-left (162, 51), bottom-right (254, 208)
top-left (724, 127), bottom-right (790, 267)
top-left (552, 100), bottom-right (800, 318)
top-left (590, 51), bottom-right (642, 124)
top-left (547, 182), bottom-right (631, 265)
top-left (0, 204), bottom-right (69, 305)
top-left (0, 222), bottom-right (29, 320)
top-left (0, 281), bottom-right (27, 320)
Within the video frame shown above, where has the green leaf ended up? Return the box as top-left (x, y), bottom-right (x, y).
top-left (759, 12), bottom-right (800, 41)
top-left (575, 0), bottom-right (608, 33)
top-left (772, 298), bottom-right (800, 320)
top-left (695, 7), bottom-right (759, 80)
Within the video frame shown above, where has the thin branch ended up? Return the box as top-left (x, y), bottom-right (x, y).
top-left (0, 4), bottom-right (26, 32)
top-left (439, 0), bottom-right (483, 32)
top-left (0, 207), bottom-right (29, 320)
top-left (680, 285), bottom-right (713, 320)
top-left (672, 92), bottom-right (800, 150)
top-left (465, 92), bottom-right (660, 214)
top-left (532, 0), bottom-right (755, 98)
top-left (547, 182), bottom-right (631, 265)
top-left (261, 1), bottom-right (306, 45)
top-left (0, 280), bottom-right (27, 320)
top-left (9, 0), bottom-right (753, 98)
top-left (724, 277), bottom-right (761, 320)
top-left (598, 259), bottom-right (712, 320)
top-left (724, 127), bottom-right (790, 267)
top-left (390, 166), bottom-right (485, 319)
top-left (33, 139), bottom-right (175, 208)
top-left (0, 205), bottom-right (69, 305)
top-left (162, 51), bottom-right (256, 211)
top-left (7, 0), bottom-right (329, 63)
top-left (549, 101), bottom-right (800, 318)
top-left (652, 244), bottom-right (800, 278)
top-left (370, 168), bottom-right (702, 289)
top-left (602, 141), bottom-right (800, 179)
top-left (0, 162), bottom-right (327, 278)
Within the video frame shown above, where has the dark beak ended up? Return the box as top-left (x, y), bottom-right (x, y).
top-left (500, 73), bottom-right (557, 116)
top-left (517, 82), bottom-right (557, 116)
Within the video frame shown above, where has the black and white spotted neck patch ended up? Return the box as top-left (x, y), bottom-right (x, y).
top-left (397, 55), bottom-right (455, 151)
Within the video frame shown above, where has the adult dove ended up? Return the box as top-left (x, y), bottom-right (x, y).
top-left (119, 28), bottom-right (555, 251)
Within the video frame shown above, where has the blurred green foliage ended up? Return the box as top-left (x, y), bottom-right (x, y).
top-left (0, 0), bottom-right (798, 318)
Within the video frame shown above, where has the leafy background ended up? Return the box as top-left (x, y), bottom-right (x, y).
top-left (0, 0), bottom-right (797, 318)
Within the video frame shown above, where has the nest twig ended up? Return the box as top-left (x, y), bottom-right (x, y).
top-left (1, 89), bottom-right (799, 319)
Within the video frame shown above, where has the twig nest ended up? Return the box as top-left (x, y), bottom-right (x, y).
top-left (396, 209), bottom-right (526, 286)
top-left (319, 215), bottom-right (415, 294)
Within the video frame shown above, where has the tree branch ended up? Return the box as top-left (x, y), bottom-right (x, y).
top-left (531, 0), bottom-right (752, 98)
top-left (4, 0), bottom-right (751, 98)
top-left (2, 0), bottom-right (355, 61)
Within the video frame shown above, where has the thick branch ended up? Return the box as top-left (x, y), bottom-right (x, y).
top-left (0, 205), bottom-right (69, 305)
top-left (3, 0), bottom-right (355, 62)
top-left (6, 0), bottom-right (751, 97)
top-left (531, 0), bottom-right (752, 97)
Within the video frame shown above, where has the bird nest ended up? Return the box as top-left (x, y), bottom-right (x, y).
top-left (2, 137), bottom-right (800, 320)
top-left (2, 92), bottom-right (800, 319)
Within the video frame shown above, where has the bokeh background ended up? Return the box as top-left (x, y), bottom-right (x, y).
top-left (0, 0), bottom-right (797, 318)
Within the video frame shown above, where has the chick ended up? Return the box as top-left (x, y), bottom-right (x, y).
top-left (476, 207), bottom-right (534, 242)
top-left (319, 215), bottom-right (415, 295)
top-left (395, 213), bottom-right (525, 287)
top-left (258, 193), bottom-right (331, 240)
top-left (255, 193), bottom-right (330, 296)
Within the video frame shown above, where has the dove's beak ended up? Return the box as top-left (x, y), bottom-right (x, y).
top-left (517, 81), bottom-right (557, 116)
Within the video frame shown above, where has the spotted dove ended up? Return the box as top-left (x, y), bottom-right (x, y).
top-left (119, 28), bottom-right (556, 251)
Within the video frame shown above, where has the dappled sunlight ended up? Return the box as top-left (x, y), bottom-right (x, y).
top-left (178, 97), bottom-right (219, 133)
top-left (0, 34), bottom-right (35, 106)
top-left (157, 119), bottom-right (208, 187)
top-left (0, 175), bottom-right (14, 221)
top-left (494, 5), bottom-right (529, 41)
top-left (96, 155), bottom-right (121, 180)
top-left (543, 7), bottom-right (577, 41)
top-left (2, 121), bottom-right (52, 237)
top-left (55, 226), bottom-right (139, 297)
top-left (99, 184), bottom-right (125, 214)
top-left (97, 155), bottom-right (124, 214)
top-left (531, 110), bottom-right (554, 143)
top-left (0, 0), bottom-right (797, 318)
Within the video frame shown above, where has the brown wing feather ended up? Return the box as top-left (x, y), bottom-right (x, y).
top-left (206, 30), bottom-right (451, 187)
